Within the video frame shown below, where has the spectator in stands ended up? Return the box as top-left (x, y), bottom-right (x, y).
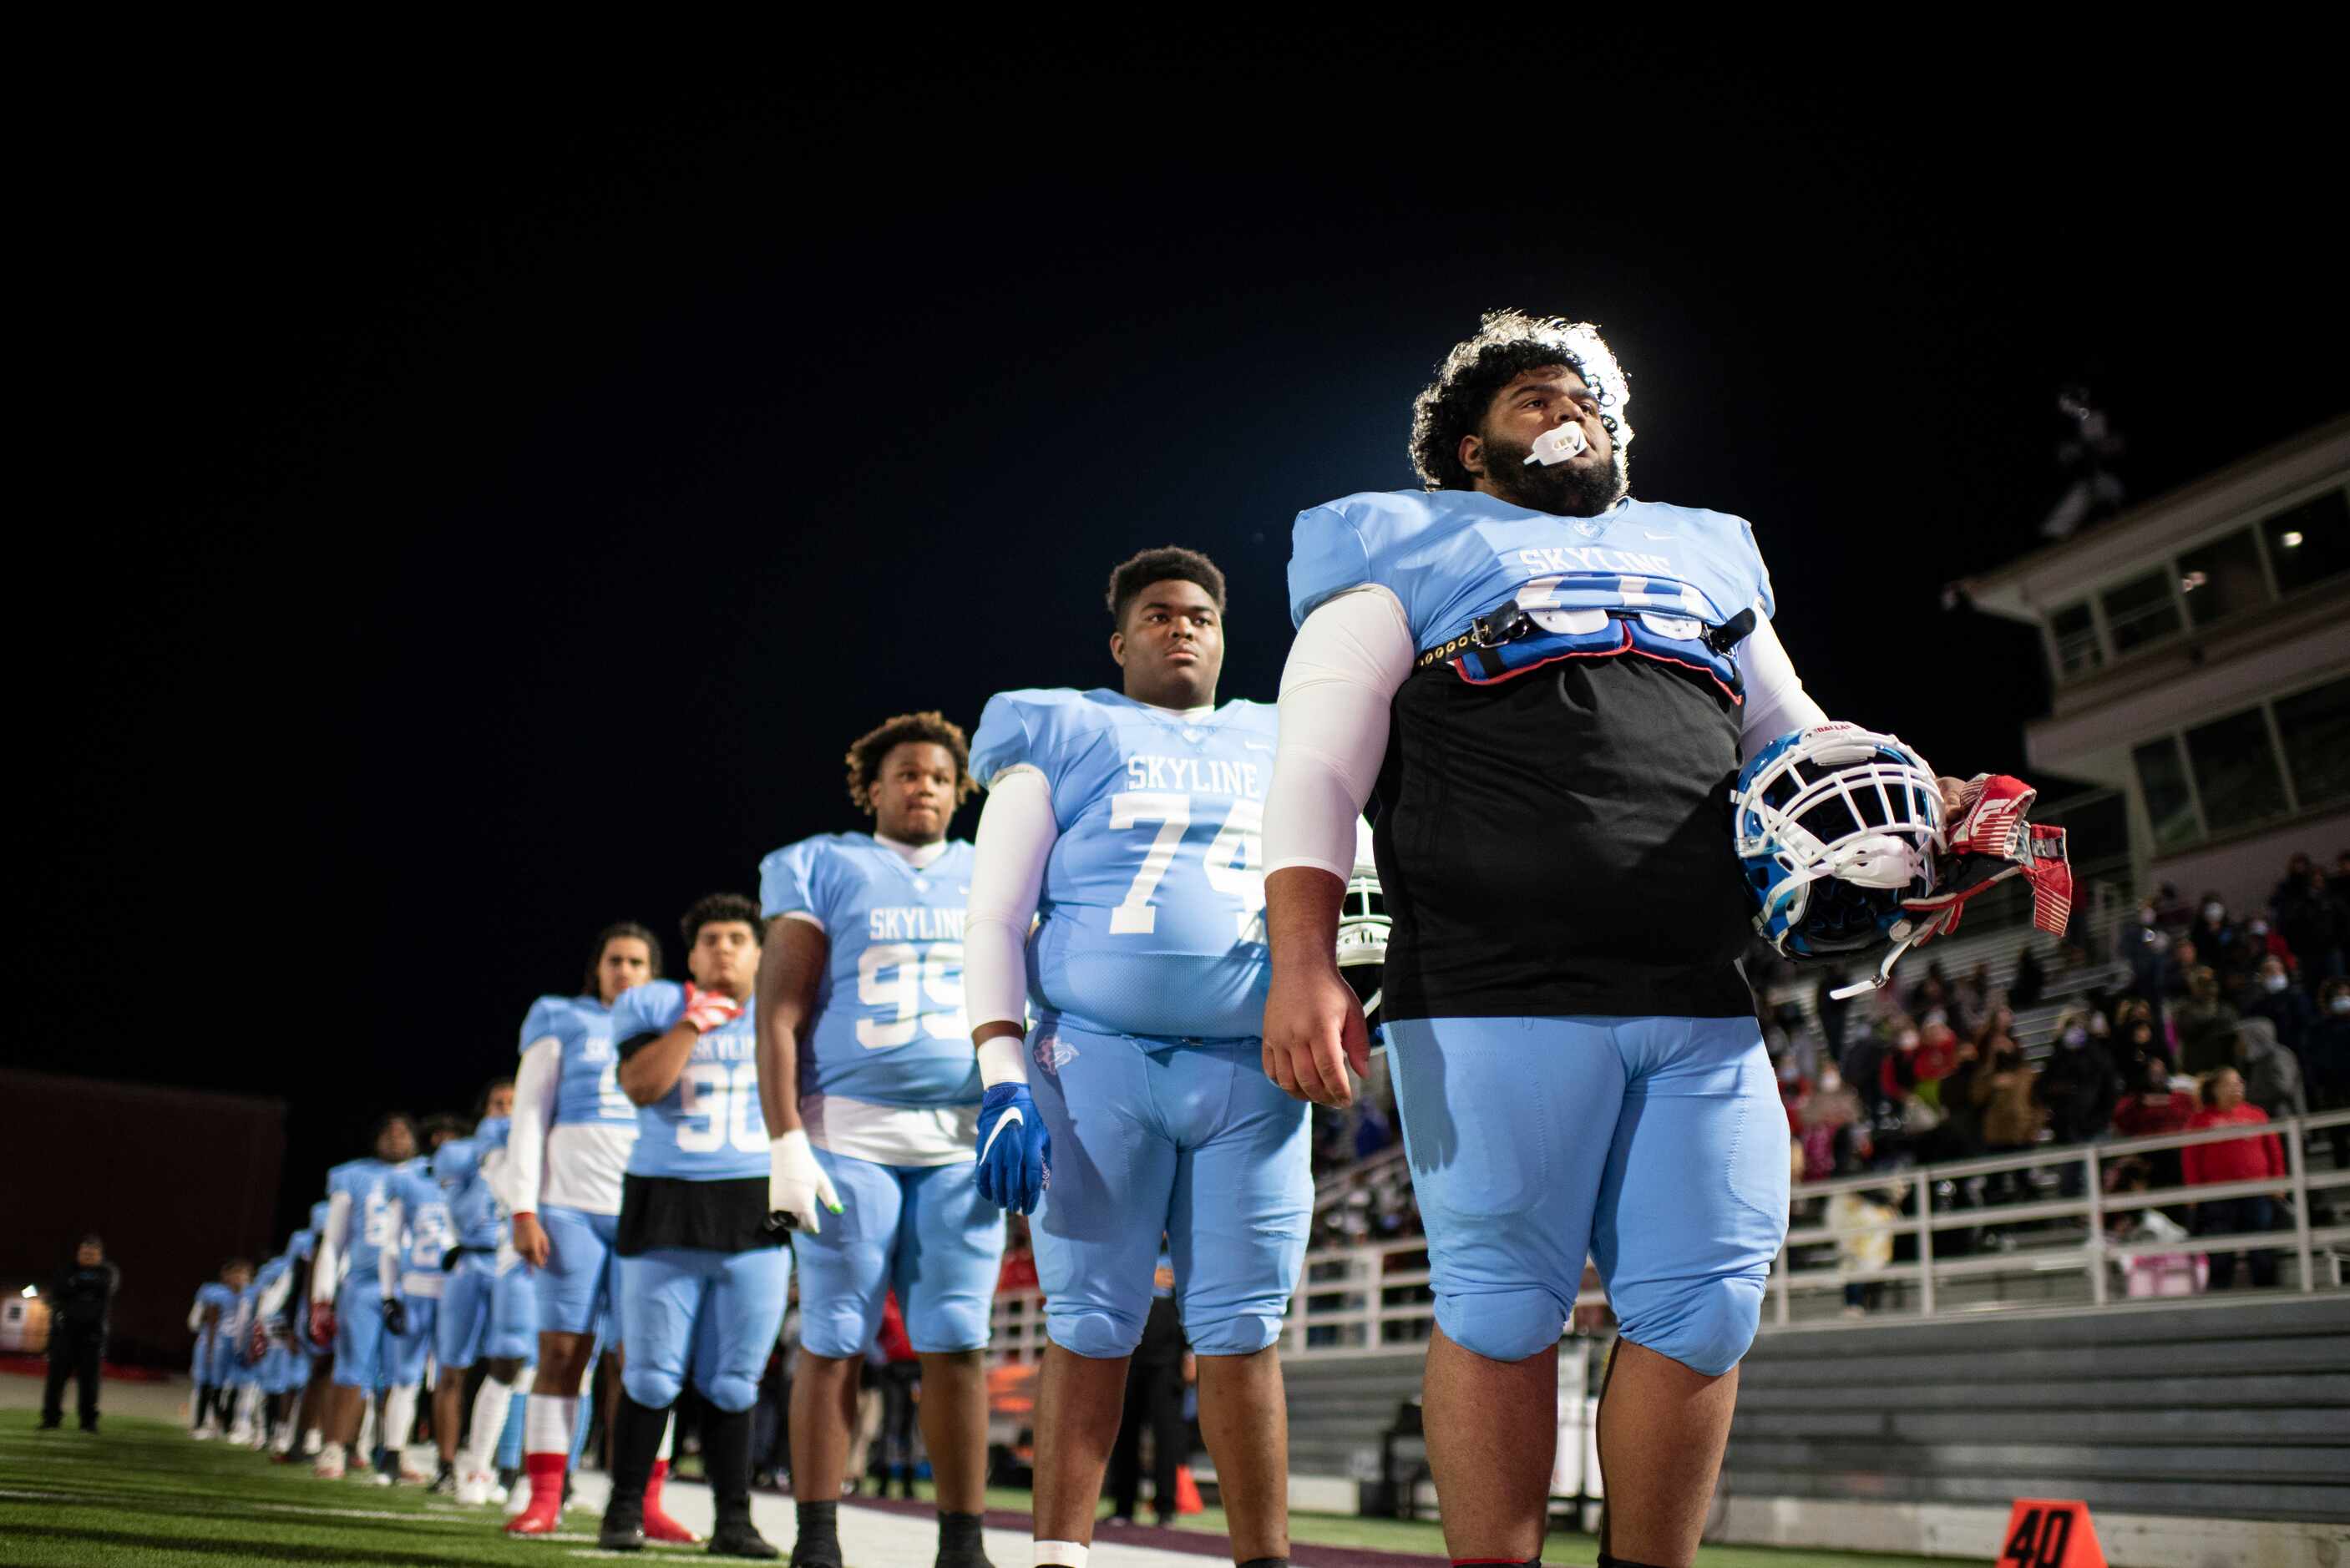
top-left (2273, 852), bottom-right (2318, 913)
top-left (2191, 893), bottom-right (2243, 969)
top-left (1828, 1183), bottom-right (1902, 1318)
top-left (2177, 967), bottom-right (2242, 1075)
top-left (1937, 1030), bottom-right (1986, 1159)
top-left (2279, 865), bottom-right (2347, 996)
top-left (1971, 1025), bottom-right (2045, 1201)
top-left (1906, 964), bottom-right (1950, 1025)
top-left (2182, 1067), bottom-right (2286, 1290)
top-left (2110, 998), bottom-right (2166, 1080)
top-left (1798, 1064), bottom-right (1866, 1180)
top-left (2113, 1056), bottom-right (2197, 1192)
top-left (2242, 912), bottom-right (2291, 969)
top-left (2310, 979), bottom-right (2350, 1173)
top-left (2241, 955), bottom-right (2315, 1069)
top-left (2233, 1018), bottom-right (2307, 1122)
top-left (2010, 943), bottom-right (2047, 1010)
top-left (1815, 966), bottom-right (1852, 1058)
top-left (2039, 1011), bottom-right (2120, 1190)
top-left (2153, 883), bottom-right (2191, 930)
top-left (1955, 961), bottom-right (1993, 1039)
top-left (1106, 1251), bottom-right (1190, 1530)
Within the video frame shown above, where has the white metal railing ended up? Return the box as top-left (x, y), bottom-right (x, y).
top-left (1770, 1108), bottom-right (2350, 1323)
top-left (982, 1110), bottom-right (2350, 1364)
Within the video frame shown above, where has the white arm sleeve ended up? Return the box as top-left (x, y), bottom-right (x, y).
top-left (1264, 585), bottom-right (1415, 880)
top-left (377, 1198), bottom-right (404, 1296)
top-left (505, 1036), bottom-right (561, 1215)
top-left (1737, 613), bottom-right (1831, 762)
top-left (257, 1264), bottom-right (293, 1320)
top-left (965, 765), bottom-right (1057, 1050)
top-left (312, 1191), bottom-right (351, 1304)
top-left (187, 1297), bottom-right (207, 1333)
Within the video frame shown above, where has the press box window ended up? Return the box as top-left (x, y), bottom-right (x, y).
top-left (2274, 676), bottom-right (2350, 812)
top-left (2175, 529), bottom-right (2268, 628)
top-left (2100, 570), bottom-right (2181, 655)
top-left (2262, 487), bottom-right (2350, 598)
top-left (2132, 736), bottom-right (2200, 850)
top-left (2183, 709), bottom-right (2289, 836)
top-left (2049, 601), bottom-right (2101, 679)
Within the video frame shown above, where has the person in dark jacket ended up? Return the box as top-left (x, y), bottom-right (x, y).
top-left (2234, 1017), bottom-right (2307, 1121)
top-left (41, 1237), bottom-right (120, 1433)
top-left (1106, 1252), bottom-right (1192, 1530)
top-left (2039, 1013), bottom-right (2121, 1195)
top-left (2241, 956), bottom-right (2316, 1068)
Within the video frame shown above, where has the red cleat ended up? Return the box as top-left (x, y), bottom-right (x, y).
top-left (504, 1454), bottom-right (566, 1535)
top-left (642, 1459), bottom-right (701, 1545)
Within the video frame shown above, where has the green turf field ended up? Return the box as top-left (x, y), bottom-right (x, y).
top-left (0, 1410), bottom-right (1947, 1566)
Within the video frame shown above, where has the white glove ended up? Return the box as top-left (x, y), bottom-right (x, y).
top-left (767, 1130), bottom-right (843, 1236)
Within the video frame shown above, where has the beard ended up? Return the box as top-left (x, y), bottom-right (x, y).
top-left (1479, 427), bottom-right (1630, 517)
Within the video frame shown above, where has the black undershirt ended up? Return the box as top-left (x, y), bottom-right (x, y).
top-left (1373, 653), bottom-right (1755, 1022)
top-left (612, 1028), bottom-right (783, 1257)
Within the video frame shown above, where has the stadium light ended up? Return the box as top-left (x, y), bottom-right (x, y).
top-left (2282, 530), bottom-right (2305, 548)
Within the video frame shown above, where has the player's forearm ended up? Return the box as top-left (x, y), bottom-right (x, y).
top-left (618, 1023), bottom-right (700, 1105)
top-left (1266, 864), bottom-right (1345, 976)
top-left (753, 929), bottom-right (811, 1136)
top-left (966, 766), bottom-right (1056, 1034)
top-left (1264, 587), bottom-right (1408, 878)
top-left (505, 1038), bottom-right (559, 1214)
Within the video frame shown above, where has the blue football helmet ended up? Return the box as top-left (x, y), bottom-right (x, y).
top-left (1733, 724), bottom-right (1944, 974)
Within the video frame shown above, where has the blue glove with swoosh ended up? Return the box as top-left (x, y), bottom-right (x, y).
top-left (975, 1032), bottom-right (1051, 1213)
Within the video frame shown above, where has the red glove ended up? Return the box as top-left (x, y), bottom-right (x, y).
top-left (307, 1301), bottom-right (337, 1351)
top-left (681, 984), bottom-right (742, 1034)
top-left (247, 1318), bottom-right (273, 1363)
top-left (1903, 774), bottom-right (2073, 943)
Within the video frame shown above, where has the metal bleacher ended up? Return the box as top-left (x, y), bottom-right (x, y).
top-left (1725, 1294), bottom-right (2350, 1524)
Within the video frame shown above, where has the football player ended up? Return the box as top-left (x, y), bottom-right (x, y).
top-left (965, 547), bottom-right (1309, 1568)
top-left (431, 1079), bottom-right (537, 1504)
top-left (1259, 311), bottom-right (1956, 1567)
top-left (307, 1114), bottom-right (418, 1479)
top-left (757, 712), bottom-right (999, 1568)
top-left (597, 893), bottom-right (787, 1558)
top-left (373, 1122), bottom-right (460, 1485)
top-left (272, 1201), bottom-right (337, 1460)
top-left (504, 922), bottom-right (660, 1535)
top-left (185, 1262), bottom-right (247, 1439)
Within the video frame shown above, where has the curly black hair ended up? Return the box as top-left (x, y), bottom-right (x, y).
top-left (680, 893), bottom-right (763, 951)
top-left (1408, 310), bottom-right (1633, 490)
top-left (473, 1078), bottom-right (515, 1120)
top-left (1106, 545), bottom-right (1226, 626)
top-left (582, 921), bottom-right (663, 996)
top-left (420, 1112), bottom-right (468, 1149)
top-left (843, 711), bottom-right (978, 815)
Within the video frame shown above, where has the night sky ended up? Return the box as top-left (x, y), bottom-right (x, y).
top-left (26, 44), bottom-right (2344, 1241)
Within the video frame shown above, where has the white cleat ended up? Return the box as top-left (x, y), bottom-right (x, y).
top-left (313, 1452), bottom-right (346, 1481)
top-left (301, 1431), bottom-right (323, 1457)
top-left (190, 1424), bottom-right (218, 1443)
top-left (456, 1469), bottom-right (494, 1507)
top-left (227, 1424), bottom-right (255, 1447)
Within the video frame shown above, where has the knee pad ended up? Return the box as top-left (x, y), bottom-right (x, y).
top-left (621, 1363), bottom-right (683, 1411)
top-left (906, 1298), bottom-right (990, 1357)
top-left (1181, 1308), bottom-right (1284, 1359)
top-left (1623, 1276), bottom-right (1763, 1378)
top-left (1046, 1306), bottom-right (1144, 1361)
top-left (700, 1373), bottom-right (758, 1414)
top-left (1435, 1286), bottom-right (1567, 1363)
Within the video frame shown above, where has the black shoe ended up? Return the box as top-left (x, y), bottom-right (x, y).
top-left (709, 1518), bottom-right (781, 1559)
top-left (934, 1547), bottom-right (995, 1568)
top-left (80, 1423), bottom-right (99, 1435)
top-left (428, 1461), bottom-right (458, 1495)
top-left (789, 1538), bottom-right (844, 1568)
top-left (38, 1419), bottom-right (60, 1431)
top-left (600, 1511), bottom-right (646, 1552)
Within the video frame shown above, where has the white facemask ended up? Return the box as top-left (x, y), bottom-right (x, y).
top-left (2204, 902), bottom-right (2225, 922)
top-left (2264, 973), bottom-right (2289, 994)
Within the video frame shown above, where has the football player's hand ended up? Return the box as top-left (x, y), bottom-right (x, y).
top-left (307, 1301), bottom-right (337, 1351)
top-left (681, 984), bottom-right (743, 1034)
top-left (767, 1129), bottom-right (843, 1237)
top-left (247, 1319), bottom-right (272, 1363)
top-left (382, 1296), bottom-right (407, 1337)
top-left (511, 1211), bottom-right (550, 1269)
top-left (1262, 961), bottom-right (1369, 1109)
top-left (976, 1084), bottom-right (1050, 1214)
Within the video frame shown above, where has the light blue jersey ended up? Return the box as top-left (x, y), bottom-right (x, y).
top-left (390, 1161), bottom-right (456, 1287)
top-left (759, 833), bottom-right (980, 1109)
top-left (614, 979), bottom-right (767, 1181)
top-left (520, 994), bottom-right (634, 1129)
top-left (434, 1117), bottom-right (511, 1250)
top-left (1288, 490), bottom-right (1775, 693)
top-left (970, 688), bottom-right (1276, 1040)
top-left (325, 1159), bottom-right (403, 1285)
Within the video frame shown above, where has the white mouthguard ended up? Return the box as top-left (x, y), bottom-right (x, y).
top-left (1525, 423), bottom-right (1589, 466)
